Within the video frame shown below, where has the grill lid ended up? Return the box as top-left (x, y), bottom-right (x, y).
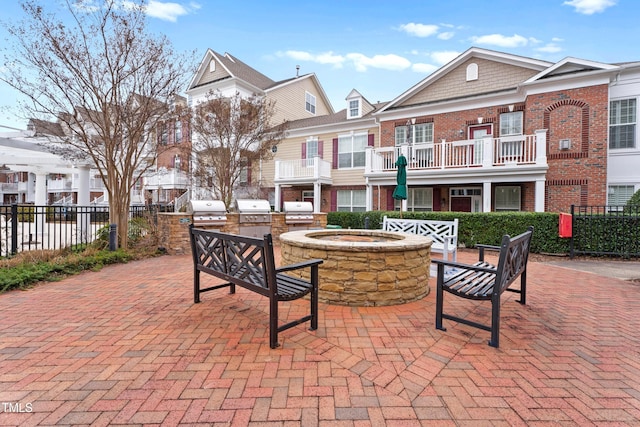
top-left (283, 201), bottom-right (313, 214)
top-left (187, 200), bottom-right (227, 215)
top-left (235, 199), bottom-right (271, 213)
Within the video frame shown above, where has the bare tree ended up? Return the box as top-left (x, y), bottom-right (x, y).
top-left (0, 0), bottom-right (194, 249)
top-left (190, 91), bottom-right (288, 209)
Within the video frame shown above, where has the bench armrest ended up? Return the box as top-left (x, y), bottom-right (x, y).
top-left (476, 244), bottom-right (500, 251)
top-left (276, 259), bottom-right (324, 274)
top-left (432, 258), bottom-right (497, 274)
top-left (476, 243), bottom-right (501, 262)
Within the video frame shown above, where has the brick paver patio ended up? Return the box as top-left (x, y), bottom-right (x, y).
top-left (1, 248), bottom-right (639, 426)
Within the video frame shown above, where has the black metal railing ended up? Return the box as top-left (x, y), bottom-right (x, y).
top-left (0, 204), bottom-right (161, 258)
top-left (570, 204), bottom-right (640, 258)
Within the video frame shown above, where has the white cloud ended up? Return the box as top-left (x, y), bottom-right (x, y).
top-left (144, 1), bottom-right (200, 22)
top-left (563, 0), bottom-right (617, 15)
top-left (536, 43), bottom-right (563, 53)
top-left (437, 32), bottom-right (455, 40)
top-left (412, 63), bottom-right (438, 74)
top-left (345, 53), bottom-right (411, 72)
top-left (398, 23), bottom-right (439, 37)
top-left (277, 51), bottom-right (345, 68)
top-left (278, 50), bottom-right (411, 72)
top-left (430, 50), bottom-right (461, 65)
top-left (470, 33), bottom-right (531, 48)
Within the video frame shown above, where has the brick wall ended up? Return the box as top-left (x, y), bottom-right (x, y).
top-left (379, 84), bottom-right (609, 213)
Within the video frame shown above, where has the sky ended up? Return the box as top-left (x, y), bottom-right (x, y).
top-left (0, 0), bottom-right (636, 131)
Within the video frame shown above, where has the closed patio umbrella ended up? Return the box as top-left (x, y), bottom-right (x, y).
top-left (392, 154), bottom-right (407, 217)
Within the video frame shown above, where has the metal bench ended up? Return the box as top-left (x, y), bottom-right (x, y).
top-left (382, 216), bottom-right (459, 262)
top-left (434, 226), bottom-right (534, 348)
top-left (189, 225), bottom-right (323, 348)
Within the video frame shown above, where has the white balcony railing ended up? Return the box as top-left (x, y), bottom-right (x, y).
top-left (275, 157), bottom-right (332, 182)
top-left (144, 170), bottom-right (189, 189)
top-left (367, 131), bottom-right (547, 174)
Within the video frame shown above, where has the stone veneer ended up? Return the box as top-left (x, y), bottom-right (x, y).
top-left (157, 212), bottom-right (328, 255)
top-left (279, 230), bottom-right (432, 307)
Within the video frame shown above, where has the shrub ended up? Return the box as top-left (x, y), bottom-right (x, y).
top-left (326, 210), bottom-right (569, 254)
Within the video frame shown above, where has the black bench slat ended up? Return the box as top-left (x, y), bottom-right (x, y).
top-left (276, 274), bottom-right (313, 301)
top-left (435, 226), bottom-right (533, 348)
top-left (189, 225), bottom-right (323, 348)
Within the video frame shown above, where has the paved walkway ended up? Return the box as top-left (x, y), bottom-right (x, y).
top-left (1, 249), bottom-right (639, 426)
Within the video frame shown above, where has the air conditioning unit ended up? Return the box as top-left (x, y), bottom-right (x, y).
top-left (559, 139), bottom-right (571, 150)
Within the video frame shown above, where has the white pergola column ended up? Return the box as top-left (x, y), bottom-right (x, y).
top-left (33, 171), bottom-right (48, 242)
top-left (483, 181), bottom-right (492, 212)
top-left (274, 184), bottom-right (281, 212)
top-left (76, 166), bottom-right (91, 242)
top-left (535, 179), bottom-right (546, 212)
top-left (365, 180), bottom-right (373, 211)
top-left (313, 182), bottom-right (321, 213)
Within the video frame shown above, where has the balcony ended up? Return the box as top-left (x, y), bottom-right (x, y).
top-left (275, 157), bottom-right (332, 185)
top-left (144, 169), bottom-right (189, 189)
top-left (366, 131), bottom-right (547, 175)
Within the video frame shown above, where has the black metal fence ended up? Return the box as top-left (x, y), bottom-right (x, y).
top-left (570, 204), bottom-right (640, 258)
top-left (0, 204), bottom-right (166, 258)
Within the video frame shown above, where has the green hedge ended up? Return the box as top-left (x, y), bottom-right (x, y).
top-left (326, 211), bottom-right (569, 254)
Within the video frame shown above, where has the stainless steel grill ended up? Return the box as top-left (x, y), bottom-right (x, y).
top-left (187, 200), bottom-right (227, 227)
top-left (235, 199), bottom-right (272, 224)
top-left (283, 201), bottom-right (314, 224)
top-left (235, 199), bottom-right (272, 238)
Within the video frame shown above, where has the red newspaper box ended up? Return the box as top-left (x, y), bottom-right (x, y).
top-left (559, 213), bottom-right (572, 238)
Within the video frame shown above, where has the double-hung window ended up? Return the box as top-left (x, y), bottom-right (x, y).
top-left (338, 133), bottom-right (367, 168)
top-left (349, 100), bottom-right (360, 118)
top-left (174, 120), bottom-right (182, 144)
top-left (499, 112), bottom-right (524, 160)
top-left (305, 92), bottom-right (316, 115)
top-left (305, 138), bottom-right (318, 167)
top-left (608, 185), bottom-right (635, 207)
top-left (610, 99), bottom-right (636, 149)
top-left (394, 126), bottom-right (408, 146)
top-left (495, 186), bottom-right (521, 211)
top-left (337, 190), bottom-right (366, 212)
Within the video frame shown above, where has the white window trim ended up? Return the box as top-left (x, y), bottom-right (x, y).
top-left (305, 92), bottom-right (316, 115)
top-left (337, 189), bottom-right (366, 212)
top-left (348, 99), bottom-right (361, 119)
top-left (495, 186), bottom-right (521, 211)
top-left (609, 98), bottom-right (637, 150)
top-left (337, 131), bottom-right (367, 169)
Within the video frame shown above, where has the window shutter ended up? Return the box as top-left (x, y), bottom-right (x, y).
top-left (368, 134), bottom-right (374, 147)
top-left (318, 140), bottom-right (324, 159)
top-left (331, 190), bottom-right (337, 211)
top-left (387, 188), bottom-right (395, 210)
top-left (301, 143), bottom-right (307, 160)
top-left (332, 138), bottom-right (338, 169)
top-left (433, 187), bottom-right (441, 211)
top-left (246, 159), bottom-right (252, 184)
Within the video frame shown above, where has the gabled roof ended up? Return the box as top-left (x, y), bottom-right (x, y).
top-left (378, 47), bottom-right (552, 113)
top-left (27, 119), bottom-right (65, 138)
top-left (188, 49), bottom-right (335, 114)
top-left (524, 57), bottom-right (619, 83)
top-left (188, 50), bottom-right (275, 92)
top-left (286, 101), bottom-right (387, 131)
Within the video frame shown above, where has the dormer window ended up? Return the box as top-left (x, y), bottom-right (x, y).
top-left (349, 99), bottom-right (361, 119)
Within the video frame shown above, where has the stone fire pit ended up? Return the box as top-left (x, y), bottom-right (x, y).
top-left (279, 229), bottom-right (432, 306)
